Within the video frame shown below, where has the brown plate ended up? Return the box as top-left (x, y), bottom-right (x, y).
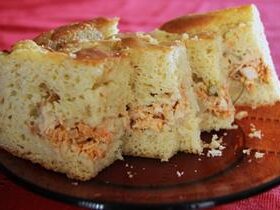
top-left (1, 103), bottom-right (280, 210)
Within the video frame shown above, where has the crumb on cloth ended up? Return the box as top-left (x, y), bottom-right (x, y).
top-left (235, 110), bottom-right (248, 120)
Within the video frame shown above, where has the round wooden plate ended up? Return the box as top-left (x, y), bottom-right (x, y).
top-left (1, 104), bottom-right (280, 210)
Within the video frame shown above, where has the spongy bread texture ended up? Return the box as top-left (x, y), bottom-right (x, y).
top-left (0, 19), bottom-right (129, 180)
top-left (44, 31), bottom-right (203, 161)
top-left (160, 4), bottom-right (280, 107)
top-left (117, 34), bottom-right (202, 160)
top-left (151, 30), bottom-right (234, 131)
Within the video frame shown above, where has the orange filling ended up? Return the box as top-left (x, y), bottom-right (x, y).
top-left (43, 122), bottom-right (112, 159)
top-left (45, 123), bottom-right (111, 143)
top-left (229, 58), bottom-right (269, 91)
top-left (128, 104), bottom-right (166, 132)
top-left (128, 98), bottom-right (188, 132)
top-left (196, 84), bottom-right (232, 118)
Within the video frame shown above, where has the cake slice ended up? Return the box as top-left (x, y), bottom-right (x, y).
top-left (117, 33), bottom-right (202, 160)
top-left (161, 4), bottom-right (280, 107)
top-left (0, 36), bottom-right (130, 180)
top-left (151, 30), bottom-right (235, 131)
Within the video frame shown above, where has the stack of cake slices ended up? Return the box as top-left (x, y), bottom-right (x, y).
top-left (0, 5), bottom-right (279, 180)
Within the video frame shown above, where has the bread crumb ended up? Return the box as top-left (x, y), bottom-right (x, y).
top-left (242, 149), bottom-right (251, 155)
top-left (204, 134), bottom-right (224, 149)
top-left (223, 132), bottom-right (228, 136)
top-left (207, 148), bottom-right (222, 157)
top-left (255, 152), bottom-right (265, 159)
top-left (198, 158), bottom-right (202, 161)
top-left (71, 182), bottom-right (79, 186)
top-left (231, 124), bottom-right (238, 129)
top-left (176, 171), bottom-right (184, 177)
top-left (127, 171), bottom-right (135, 178)
top-left (212, 134), bottom-right (219, 141)
top-left (248, 124), bottom-right (263, 139)
top-left (194, 169), bottom-right (198, 173)
top-left (235, 111), bottom-right (248, 120)
top-left (219, 145), bottom-right (226, 150)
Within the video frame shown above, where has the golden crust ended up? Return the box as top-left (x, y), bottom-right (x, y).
top-left (34, 17), bottom-right (119, 50)
top-left (160, 4), bottom-right (256, 34)
top-left (119, 34), bottom-right (183, 52)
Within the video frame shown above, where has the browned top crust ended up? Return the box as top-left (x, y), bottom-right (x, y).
top-left (34, 17), bottom-right (119, 50)
top-left (160, 4), bottom-right (257, 34)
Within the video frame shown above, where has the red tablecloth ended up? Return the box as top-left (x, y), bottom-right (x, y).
top-left (0, 0), bottom-right (280, 209)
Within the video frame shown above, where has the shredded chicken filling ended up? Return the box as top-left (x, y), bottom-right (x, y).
top-left (128, 98), bottom-right (188, 132)
top-left (29, 120), bottom-right (113, 159)
top-left (229, 58), bottom-right (269, 91)
top-left (195, 82), bottom-right (232, 117)
top-left (44, 122), bottom-right (112, 159)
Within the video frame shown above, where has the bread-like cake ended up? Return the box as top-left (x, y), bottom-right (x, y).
top-left (161, 4), bottom-right (280, 107)
top-left (151, 30), bottom-right (235, 131)
top-left (116, 33), bottom-right (202, 160)
top-left (0, 19), bottom-right (129, 180)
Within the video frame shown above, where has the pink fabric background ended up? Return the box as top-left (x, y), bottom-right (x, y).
top-left (0, 0), bottom-right (280, 209)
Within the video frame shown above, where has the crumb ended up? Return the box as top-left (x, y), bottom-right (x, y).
top-left (125, 163), bottom-right (129, 168)
top-left (207, 148), bottom-right (222, 157)
top-left (194, 170), bottom-right (197, 173)
top-left (235, 111), bottom-right (248, 120)
top-left (223, 132), bottom-right (228, 136)
top-left (204, 134), bottom-right (225, 156)
top-left (231, 124), bottom-right (238, 129)
top-left (127, 171), bottom-right (135, 178)
top-left (142, 167), bottom-right (146, 170)
top-left (71, 182), bottom-right (79, 186)
top-left (176, 171), bottom-right (184, 177)
top-left (248, 159), bottom-right (252, 163)
top-left (248, 124), bottom-right (263, 139)
top-left (204, 134), bottom-right (223, 149)
top-left (255, 152), bottom-right (265, 159)
top-left (198, 158), bottom-right (202, 161)
top-left (242, 149), bottom-right (251, 155)
top-left (212, 134), bottom-right (219, 141)
top-left (219, 145), bottom-right (226, 150)
top-left (130, 165), bottom-right (134, 169)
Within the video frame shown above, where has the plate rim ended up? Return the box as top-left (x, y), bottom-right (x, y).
top-left (1, 157), bottom-right (280, 210)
